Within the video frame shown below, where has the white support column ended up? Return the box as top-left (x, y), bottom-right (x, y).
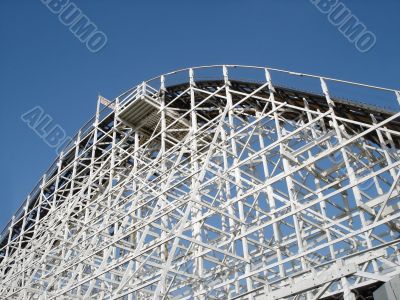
top-left (303, 98), bottom-right (335, 262)
top-left (128, 131), bottom-right (140, 300)
top-left (266, 69), bottom-right (307, 272)
top-left (320, 78), bottom-right (378, 275)
top-left (258, 94), bottom-right (285, 279)
top-left (190, 68), bottom-right (205, 300)
top-left (159, 74), bottom-right (169, 298)
top-left (224, 65), bottom-right (254, 298)
top-left (220, 128), bottom-right (240, 296)
top-left (110, 97), bottom-right (120, 285)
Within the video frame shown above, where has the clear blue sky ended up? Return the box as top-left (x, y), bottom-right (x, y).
top-left (0, 0), bottom-right (399, 229)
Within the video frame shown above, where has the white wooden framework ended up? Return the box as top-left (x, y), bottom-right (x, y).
top-left (1, 65), bottom-right (400, 299)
